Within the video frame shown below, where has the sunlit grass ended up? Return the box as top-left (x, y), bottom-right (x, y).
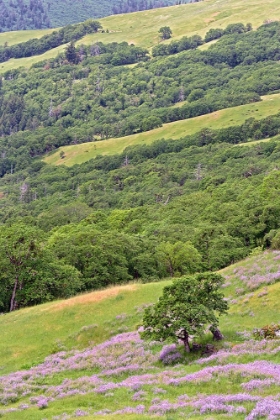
top-left (1, 251), bottom-right (280, 418)
top-left (0, 282), bottom-right (168, 375)
top-left (0, 28), bottom-right (55, 46)
top-left (1, 0), bottom-right (280, 70)
top-left (44, 93), bottom-right (280, 166)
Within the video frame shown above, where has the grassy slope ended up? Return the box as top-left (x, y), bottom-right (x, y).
top-left (0, 28), bottom-right (54, 46)
top-left (0, 44), bottom-right (67, 73)
top-left (44, 92), bottom-right (280, 166)
top-left (0, 251), bottom-right (279, 375)
top-left (1, 0), bottom-right (280, 71)
top-left (1, 251), bottom-right (280, 419)
top-left (0, 282), bottom-right (168, 375)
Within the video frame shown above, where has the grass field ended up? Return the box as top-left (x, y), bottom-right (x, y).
top-left (0, 44), bottom-right (67, 73)
top-left (1, 0), bottom-right (280, 71)
top-left (1, 250), bottom-right (280, 419)
top-left (44, 93), bottom-right (280, 166)
top-left (0, 28), bottom-right (55, 47)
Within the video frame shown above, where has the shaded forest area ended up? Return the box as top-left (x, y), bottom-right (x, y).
top-left (0, 0), bottom-right (50, 31)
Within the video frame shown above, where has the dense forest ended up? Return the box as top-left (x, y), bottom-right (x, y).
top-left (1, 21), bottom-right (280, 312)
top-left (0, 0), bottom-right (50, 31)
top-left (112, 0), bottom-right (179, 14)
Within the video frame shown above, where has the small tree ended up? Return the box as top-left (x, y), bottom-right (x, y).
top-left (159, 26), bottom-right (172, 40)
top-left (141, 273), bottom-right (228, 352)
top-left (65, 41), bottom-right (79, 64)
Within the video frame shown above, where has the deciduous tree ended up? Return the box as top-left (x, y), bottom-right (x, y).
top-left (141, 273), bottom-right (228, 352)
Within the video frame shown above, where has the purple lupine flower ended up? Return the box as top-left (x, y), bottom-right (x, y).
top-left (159, 344), bottom-right (182, 365)
top-left (73, 408), bottom-right (89, 416)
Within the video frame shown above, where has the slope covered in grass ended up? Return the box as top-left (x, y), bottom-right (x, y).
top-left (0, 29), bottom-right (55, 47)
top-left (1, 0), bottom-right (280, 71)
top-left (0, 251), bottom-right (280, 418)
top-left (44, 93), bottom-right (280, 166)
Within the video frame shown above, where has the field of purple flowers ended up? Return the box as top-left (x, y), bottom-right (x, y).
top-left (1, 250), bottom-right (280, 419)
top-left (1, 329), bottom-right (280, 419)
top-left (222, 250), bottom-right (280, 297)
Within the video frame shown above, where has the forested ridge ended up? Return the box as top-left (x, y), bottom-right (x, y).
top-left (1, 21), bottom-right (280, 312)
top-left (1, 22), bottom-right (280, 174)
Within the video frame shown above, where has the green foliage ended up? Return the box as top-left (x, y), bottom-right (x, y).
top-left (158, 26), bottom-right (172, 40)
top-left (0, 20), bottom-right (102, 63)
top-left (0, 19), bottom-right (280, 310)
top-left (141, 273), bottom-right (228, 351)
top-left (153, 33), bottom-right (203, 56)
top-left (0, 223), bottom-right (81, 312)
top-left (2, 23), bottom-right (280, 175)
top-left (155, 241), bottom-right (202, 277)
top-left (0, 0), bottom-right (50, 32)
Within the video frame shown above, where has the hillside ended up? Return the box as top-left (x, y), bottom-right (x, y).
top-left (1, 14), bottom-right (280, 312)
top-left (44, 93), bottom-right (280, 166)
top-left (0, 251), bottom-right (280, 418)
top-left (0, 0), bottom-right (280, 70)
top-left (1, 2), bottom-right (280, 418)
top-left (0, 0), bottom-right (177, 31)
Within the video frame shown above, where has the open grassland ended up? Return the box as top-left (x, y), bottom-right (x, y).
top-left (0, 28), bottom-right (54, 47)
top-left (0, 44), bottom-right (67, 73)
top-left (84, 0), bottom-right (280, 48)
top-left (1, 250), bottom-right (280, 418)
top-left (1, 0), bottom-right (280, 71)
top-left (44, 93), bottom-right (280, 166)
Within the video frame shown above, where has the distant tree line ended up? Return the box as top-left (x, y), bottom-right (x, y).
top-left (112, 0), bottom-right (175, 14)
top-left (0, 0), bottom-right (50, 31)
top-left (152, 22), bottom-right (252, 56)
top-left (61, 41), bottom-right (149, 66)
top-left (0, 19), bottom-right (101, 63)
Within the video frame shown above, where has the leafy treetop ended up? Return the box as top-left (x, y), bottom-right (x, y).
top-left (159, 26), bottom-right (172, 39)
top-left (141, 273), bottom-right (228, 352)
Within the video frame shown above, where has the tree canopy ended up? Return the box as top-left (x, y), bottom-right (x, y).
top-left (141, 273), bottom-right (228, 352)
top-left (159, 26), bottom-right (172, 40)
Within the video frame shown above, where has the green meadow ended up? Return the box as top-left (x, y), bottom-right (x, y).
top-left (0, 251), bottom-right (279, 375)
top-left (1, 251), bottom-right (280, 419)
top-left (44, 93), bottom-right (280, 166)
top-left (1, 0), bottom-right (280, 71)
top-left (0, 28), bottom-right (54, 46)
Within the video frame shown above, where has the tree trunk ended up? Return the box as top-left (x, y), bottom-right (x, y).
top-left (210, 326), bottom-right (224, 341)
top-left (10, 276), bottom-right (18, 312)
top-left (182, 331), bottom-right (191, 352)
top-left (168, 260), bottom-right (174, 277)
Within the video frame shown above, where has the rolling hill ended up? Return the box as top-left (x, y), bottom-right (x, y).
top-left (44, 93), bottom-right (280, 166)
top-left (0, 0), bottom-right (280, 71)
top-left (0, 251), bottom-right (280, 418)
top-left (0, 0), bottom-right (177, 31)
top-left (1, 2), bottom-right (280, 418)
